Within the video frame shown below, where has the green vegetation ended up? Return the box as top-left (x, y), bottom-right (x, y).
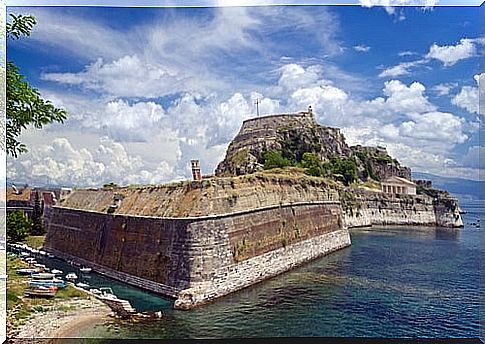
top-left (300, 152), bottom-right (324, 177)
top-left (263, 151), bottom-right (291, 170)
top-left (324, 156), bottom-right (357, 186)
top-left (262, 149), bottom-right (357, 186)
top-left (7, 255), bottom-right (89, 331)
top-left (23, 235), bottom-right (46, 250)
top-left (7, 211), bottom-right (31, 243)
top-left (31, 191), bottom-right (45, 235)
top-left (6, 14), bottom-right (67, 157)
top-left (103, 182), bottom-right (118, 188)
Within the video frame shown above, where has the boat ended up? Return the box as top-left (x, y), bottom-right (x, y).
top-left (80, 267), bottom-right (92, 273)
top-left (89, 288), bottom-right (102, 295)
top-left (20, 252), bottom-right (30, 257)
top-left (33, 264), bottom-right (46, 270)
top-left (65, 273), bottom-right (78, 280)
top-left (46, 253), bottom-right (55, 258)
top-left (24, 286), bottom-right (57, 298)
top-left (51, 269), bottom-right (63, 275)
top-left (39, 251), bottom-right (47, 256)
top-left (16, 268), bottom-right (39, 275)
top-left (76, 282), bottom-right (90, 289)
top-left (30, 279), bottom-right (67, 288)
top-left (31, 273), bottom-right (56, 280)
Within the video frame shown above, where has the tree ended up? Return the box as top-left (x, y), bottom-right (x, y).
top-left (263, 151), bottom-right (291, 170)
top-left (7, 211), bottom-right (31, 243)
top-left (300, 152), bottom-right (324, 177)
top-left (6, 14), bottom-right (67, 158)
top-left (31, 191), bottom-right (44, 235)
top-left (327, 156), bottom-right (357, 186)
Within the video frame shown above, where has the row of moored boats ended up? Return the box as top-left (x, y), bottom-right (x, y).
top-left (9, 243), bottom-right (93, 298)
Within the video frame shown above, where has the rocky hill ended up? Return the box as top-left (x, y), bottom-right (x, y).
top-left (215, 108), bottom-right (410, 181)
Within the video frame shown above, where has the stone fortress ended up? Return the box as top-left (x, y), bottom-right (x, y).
top-left (43, 108), bottom-right (463, 309)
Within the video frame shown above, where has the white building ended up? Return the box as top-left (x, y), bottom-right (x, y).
top-left (381, 176), bottom-right (417, 195)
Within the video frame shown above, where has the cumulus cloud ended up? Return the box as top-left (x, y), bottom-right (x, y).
top-left (399, 112), bottom-right (467, 145)
top-left (7, 137), bottom-right (179, 187)
top-left (425, 38), bottom-right (477, 66)
top-left (451, 74), bottom-right (481, 115)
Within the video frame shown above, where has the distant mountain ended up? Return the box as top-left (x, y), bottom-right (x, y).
top-left (412, 172), bottom-right (483, 202)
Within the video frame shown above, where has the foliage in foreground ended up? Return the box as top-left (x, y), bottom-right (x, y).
top-left (6, 13), bottom-right (67, 158)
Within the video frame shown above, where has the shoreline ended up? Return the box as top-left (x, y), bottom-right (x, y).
top-left (9, 297), bottom-right (113, 341)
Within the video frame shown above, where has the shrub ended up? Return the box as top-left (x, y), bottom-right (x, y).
top-left (7, 211), bottom-right (31, 243)
top-left (263, 151), bottom-right (291, 170)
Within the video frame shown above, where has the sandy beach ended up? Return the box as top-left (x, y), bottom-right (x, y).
top-left (9, 297), bottom-right (113, 342)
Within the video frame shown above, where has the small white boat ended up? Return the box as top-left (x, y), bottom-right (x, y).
top-left (33, 264), bottom-right (46, 269)
top-left (46, 253), bottom-right (55, 258)
top-left (80, 267), bottom-right (92, 273)
top-left (51, 269), bottom-right (63, 275)
top-left (89, 288), bottom-right (102, 295)
top-left (65, 273), bottom-right (78, 280)
top-left (20, 252), bottom-right (30, 257)
top-left (76, 282), bottom-right (90, 289)
top-left (31, 273), bottom-right (56, 280)
top-left (39, 251), bottom-right (47, 256)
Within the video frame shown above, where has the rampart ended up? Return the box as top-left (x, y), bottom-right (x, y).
top-left (341, 188), bottom-right (463, 228)
top-left (44, 199), bottom-right (350, 309)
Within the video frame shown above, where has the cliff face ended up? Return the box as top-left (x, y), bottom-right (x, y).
top-left (215, 110), bottom-right (410, 181)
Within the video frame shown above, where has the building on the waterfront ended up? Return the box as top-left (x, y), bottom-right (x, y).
top-left (6, 186), bottom-right (66, 217)
top-left (381, 176), bottom-right (417, 195)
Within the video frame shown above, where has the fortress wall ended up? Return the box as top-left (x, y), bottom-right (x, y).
top-left (342, 192), bottom-right (463, 228)
top-left (240, 112), bottom-right (312, 134)
top-left (44, 201), bottom-right (349, 308)
top-left (59, 176), bottom-right (339, 218)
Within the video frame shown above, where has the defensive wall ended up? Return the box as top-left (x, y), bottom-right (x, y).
top-left (44, 199), bottom-right (350, 309)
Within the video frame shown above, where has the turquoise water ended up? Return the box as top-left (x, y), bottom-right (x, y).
top-left (37, 202), bottom-right (482, 339)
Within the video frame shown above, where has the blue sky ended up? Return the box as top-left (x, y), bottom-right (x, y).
top-left (6, 4), bottom-right (484, 186)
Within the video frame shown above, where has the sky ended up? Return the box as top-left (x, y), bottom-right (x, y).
top-left (5, 3), bottom-right (484, 187)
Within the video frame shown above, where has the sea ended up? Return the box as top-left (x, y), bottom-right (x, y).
top-left (32, 200), bottom-right (483, 339)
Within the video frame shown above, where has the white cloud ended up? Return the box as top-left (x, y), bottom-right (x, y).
top-left (359, 0), bottom-right (439, 20)
top-left (353, 45), bottom-right (370, 52)
top-left (277, 64), bottom-right (328, 92)
top-left (399, 111), bottom-right (467, 144)
top-left (452, 86), bottom-right (479, 114)
top-left (398, 51), bottom-right (417, 57)
top-left (359, 0), bottom-right (439, 7)
top-left (42, 56), bottom-right (194, 98)
top-left (451, 74), bottom-right (482, 115)
top-left (7, 137), bottom-right (178, 187)
top-left (431, 83), bottom-right (457, 96)
top-left (381, 37), bottom-right (482, 79)
top-left (425, 38), bottom-right (477, 66)
top-left (379, 59), bottom-right (427, 78)
top-left (380, 80), bottom-right (436, 115)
